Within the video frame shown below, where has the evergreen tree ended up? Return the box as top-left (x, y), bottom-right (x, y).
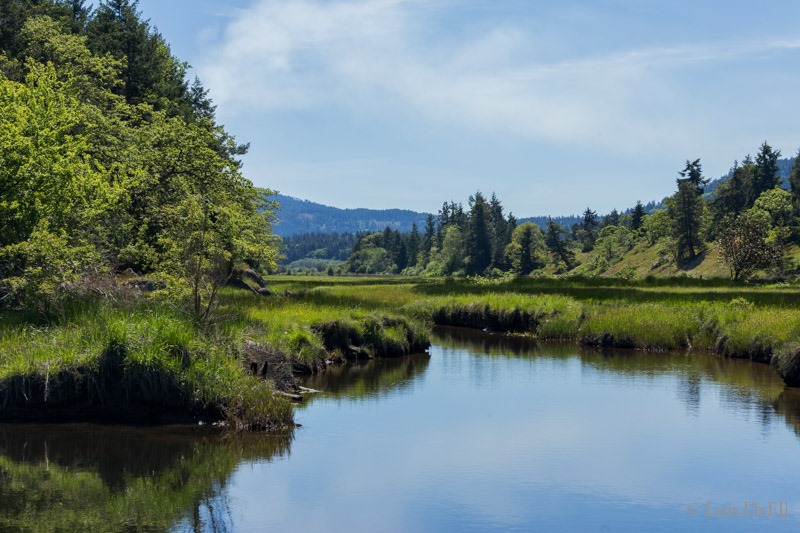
top-left (407, 223), bottom-right (420, 267)
top-left (577, 207), bottom-right (598, 251)
top-left (788, 149), bottom-right (800, 239)
top-left (545, 218), bottom-right (575, 271)
top-left (669, 178), bottom-right (704, 261)
top-left (602, 208), bottom-right (620, 228)
top-left (465, 192), bottom-right (492, 275)
top-left (421, 214), bottom-right (436, 266)
top-left (750, 142), bottom-right (781, 203)
top-left (395, 241), bottom-right (408, 273)
top-left (712, 160), bottom-right (752, 231)
top-left (488, 193), bottom-right (513, 270)
top-left (630, 201), bottom-right (646, 231)
top-left (581, 208), bottom-right (598, 233)
top-left (678, 159), bottom-right (708, 195)
top-left (87, 0), bottom-right (190, 112)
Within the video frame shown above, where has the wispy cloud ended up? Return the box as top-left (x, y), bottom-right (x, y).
top-left (197, 0), bottom-right (800, 156)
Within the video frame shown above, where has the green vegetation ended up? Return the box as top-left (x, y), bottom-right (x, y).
top-left (0, 1), bottom-right (291, 428)
top-left (264, 276), bottom-right (800, 372)
top-left (329, 145), bottom-right (799, 282)
top-left (3, 0), bottom-right (800, 431)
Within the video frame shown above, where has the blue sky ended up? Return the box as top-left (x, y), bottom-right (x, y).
top-left (137, 0), bottom-right (800, 217)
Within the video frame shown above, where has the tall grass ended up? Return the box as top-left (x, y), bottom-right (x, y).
top-left (4, 274), bottom-right (800, 426)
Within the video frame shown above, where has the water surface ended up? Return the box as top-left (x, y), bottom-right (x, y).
top-left (2, 328), bottom-right (800, 532)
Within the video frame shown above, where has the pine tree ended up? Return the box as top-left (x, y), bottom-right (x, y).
top-left (669, 179), bottom-right (704, 261)
top-left (465, 192), bottom-right (491, 275)
top-left (602, 208), bottom-right (620, 228)
top-left (545, 218), bottom-right (575, 271)
top-left (678, 159), bottom-right (708, 195)
top-left (711, 161), bottom-right (752, 233)
top-left (421, 214), bottom-right (436, 266)
top-left (752, 142), bottom-right (781, 202)
top-left (630, 201), bottom-right (646, 231)
top-left (788, 149), bottom-right (800, 239)
top-left (408, 223), bottom-right (420, 267)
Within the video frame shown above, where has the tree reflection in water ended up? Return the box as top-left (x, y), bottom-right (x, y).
top-left (0, 424), bottom-right (292, 532)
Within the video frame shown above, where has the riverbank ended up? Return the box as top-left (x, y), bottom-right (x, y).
top-left (2, 275), bottom-right (800, 428)
top-left (267, 275), bottom-right (800, 385)
top-left (0, 283), bottom-right (430, 428)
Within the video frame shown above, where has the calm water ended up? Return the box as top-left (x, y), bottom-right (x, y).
top-left (2, 327), bottom-right (800, 532)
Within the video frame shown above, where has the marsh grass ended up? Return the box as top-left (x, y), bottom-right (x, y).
top-left (0, 301), bottom-right (293, 430)
top-left (4, 274), bottom-right (800, 424)
top-left (265, 275), bottom-right (800, 363)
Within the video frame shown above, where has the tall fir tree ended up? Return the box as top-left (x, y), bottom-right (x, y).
top-left (669, 178), bottom-right (704, 261)
top-left (630, 201), bottom-right (646, 231)
top-left (752, 142), bottom-right (781, 202)
top-left (465, 192), bottom-right (492, 275)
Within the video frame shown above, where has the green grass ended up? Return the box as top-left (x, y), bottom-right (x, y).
top-left (264, 274), bottom-right (800, 363)
top-left (3, 273), bottom-right (800, 426)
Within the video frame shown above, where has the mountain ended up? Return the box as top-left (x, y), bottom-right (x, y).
top-left (269, 194), bottom-right (431, 237)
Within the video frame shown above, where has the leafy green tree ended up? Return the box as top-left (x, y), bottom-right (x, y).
top-left (749, 187), bottom-right (792, 275)
top-left (595, 225), bottom-right (632, 263)
top-left (0, 64), bottom-right (112, 310)
top-left (425, 225), bottom-right (464, 275)
top-left (718, 214), bottom-right (777, 280)
top-left (347, 233), bottom-right (394, 274)
top-left (641, 210), bottom-right (671, 245)
top-left (505, 222), bottom-right (545, 275)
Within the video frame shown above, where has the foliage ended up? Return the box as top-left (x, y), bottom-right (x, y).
top-left (717, 214), bottom-right (777, 280)
top-left (505, 222), bottom-right (547, 275)
top-left (668, 176), bottom-right (705, 261)
top-left (0, 5), bottom-right (280, 320)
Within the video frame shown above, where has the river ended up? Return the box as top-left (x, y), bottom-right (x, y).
top-left (2, 327), bottom-right (799, 532)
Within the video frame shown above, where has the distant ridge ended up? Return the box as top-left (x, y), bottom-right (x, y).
top-left (268, 194), bottom-right (431, 237)
top-left (273, 154), bottom-right (798, 237)
top-left (269, 194), bottom-right (587, 237)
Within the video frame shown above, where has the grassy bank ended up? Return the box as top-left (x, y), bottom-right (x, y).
top-left (0, 282), bottom-right (431, 428)
top-left (2, 274), bottom-right (800, 427)
top-left (265, 275), bottom-right (800, 383)
top-left (0, 302), bottom-right (294, 430)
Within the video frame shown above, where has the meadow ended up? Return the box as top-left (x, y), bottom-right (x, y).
top-left (2, 274), bottom-right (800, 429)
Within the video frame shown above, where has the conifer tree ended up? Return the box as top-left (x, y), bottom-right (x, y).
top-left (630, 201), bottom-right (646, 231)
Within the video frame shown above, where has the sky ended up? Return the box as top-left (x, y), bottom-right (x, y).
top-left (136, 0), bottom-right (800, 217)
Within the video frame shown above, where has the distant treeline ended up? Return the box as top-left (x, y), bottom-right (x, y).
top-left (294, 143), bottom-right (800, 280)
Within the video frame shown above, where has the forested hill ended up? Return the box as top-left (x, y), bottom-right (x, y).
top-left (269, 194), bottom-right (431, 237)
top-left (705, 156), bottom-right (795, 194)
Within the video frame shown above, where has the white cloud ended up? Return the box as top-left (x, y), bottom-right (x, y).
top-left (197, 0), bottom-right (800, 159)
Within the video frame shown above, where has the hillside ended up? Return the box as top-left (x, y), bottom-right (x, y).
top-left (269, 194), bottom-right (431, 237)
